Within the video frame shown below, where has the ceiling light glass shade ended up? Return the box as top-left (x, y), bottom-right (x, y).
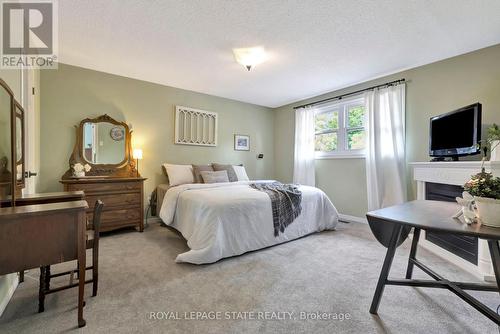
top-left (232, 47), bottom-right (268, 71)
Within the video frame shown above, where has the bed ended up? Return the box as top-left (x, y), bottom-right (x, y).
top-left (158, 180), bottom-right (339, 264)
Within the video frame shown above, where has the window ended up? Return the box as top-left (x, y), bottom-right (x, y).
top-left (314, 98), bottom-right (366, 158)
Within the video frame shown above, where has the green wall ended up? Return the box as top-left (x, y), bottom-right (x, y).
top-left (39, 64), bottom-right (275, 204)
top-left (274, 44), bottom-right (500, 217)
top-left (39, 44), bottom-right (500, 219)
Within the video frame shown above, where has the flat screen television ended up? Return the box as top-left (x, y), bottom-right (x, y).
top-left (429, 103), bottom-right (482, 160)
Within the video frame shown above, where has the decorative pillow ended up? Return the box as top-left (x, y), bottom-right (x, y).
top-left (192, 164), bottom-right (214, 183)
top-left (162, 163), bottom-right (194, 186)
top-left (200, 170), bottom-right (229, 184)
top-left (212, 163), bottom-right (238, 182)
top-left (233, 165), bottom-right (249, 181)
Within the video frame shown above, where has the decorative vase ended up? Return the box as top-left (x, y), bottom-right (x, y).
top-left (74, 171), bottom-right (85, 178)
top-left (491, 140), bottom-right (500, 161)
top-left (475, 196), bottom-right (500, 227)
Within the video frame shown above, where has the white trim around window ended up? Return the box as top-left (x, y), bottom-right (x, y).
top-left (315, 151), bottom-right (365, 159)
top-left (314, 96), bottom-right (366, 159)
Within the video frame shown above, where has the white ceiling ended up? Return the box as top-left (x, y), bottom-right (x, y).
top-left (59, 0), bottom-right (500, 108)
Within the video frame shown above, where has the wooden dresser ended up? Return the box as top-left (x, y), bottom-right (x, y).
top-left (61, 177), bottom-right (146, 232)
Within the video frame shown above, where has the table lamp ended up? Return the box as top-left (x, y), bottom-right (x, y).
top-left (132, 148), bottom-right (143, 177)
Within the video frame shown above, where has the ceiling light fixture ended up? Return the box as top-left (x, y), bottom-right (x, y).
top-left (232, 46), bottom-right (268, 71)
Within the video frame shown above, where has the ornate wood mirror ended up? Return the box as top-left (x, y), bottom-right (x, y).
top-left (15, 101), bottom-right (25, 188)
top-left (63, 114), bottom-right (137, 178)
top-left (0, 78), bottom-right (14, 206)
top-left (0, 78), bottom-right (25, 207)
top-left (0, 79), bottom-right (17, 207)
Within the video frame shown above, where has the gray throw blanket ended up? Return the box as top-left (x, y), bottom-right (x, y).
top-left (250, 182), bottom-right (302, 237)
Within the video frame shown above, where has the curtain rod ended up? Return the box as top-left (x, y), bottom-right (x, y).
top-left (293, 78), bottom-right (406, 110)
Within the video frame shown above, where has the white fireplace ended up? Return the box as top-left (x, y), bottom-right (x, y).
top-left (410, 161), bottom-right (500, 281)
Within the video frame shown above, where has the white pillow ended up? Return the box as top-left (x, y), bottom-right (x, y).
top-left (233, 165), bottom-right (249, 181)
top-left (163, 163), bottom-right (194, 186)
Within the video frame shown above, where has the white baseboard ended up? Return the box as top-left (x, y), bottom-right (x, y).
top-left (338, 214), bottom-right (367, 224)
top-left (0, 274), bottom-right (19, 317)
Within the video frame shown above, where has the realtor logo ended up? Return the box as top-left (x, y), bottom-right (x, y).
top-left (1, 0), bottom-right (58, 68)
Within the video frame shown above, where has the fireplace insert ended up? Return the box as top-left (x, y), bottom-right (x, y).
top-left (425, 182), bottom-right (478, 264)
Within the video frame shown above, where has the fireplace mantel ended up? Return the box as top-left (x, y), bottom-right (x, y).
top-left (410, 161), bottom-right (500, 281)
top-left (411, 161), bottom-right (500, 188)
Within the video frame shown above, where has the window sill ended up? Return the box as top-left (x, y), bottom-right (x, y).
top-left (315, 153), bottom-right (366, 160)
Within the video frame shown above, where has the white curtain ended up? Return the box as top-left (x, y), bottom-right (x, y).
top-left (293, 107), bottom-right (316, 186)
top-left (364, 84), bottom-right (406, 210)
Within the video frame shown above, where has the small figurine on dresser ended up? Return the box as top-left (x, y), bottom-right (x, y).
top-left (72, 163), bottom-right (91, 178)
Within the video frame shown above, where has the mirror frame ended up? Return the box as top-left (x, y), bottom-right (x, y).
top-left (15, 101), bottom-right (25, 188)
top-left (62, 114), bottom-right (137, 179)
top-left (0, 78), bottom-right (18, 207)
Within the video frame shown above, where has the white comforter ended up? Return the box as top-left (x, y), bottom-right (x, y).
top-left (159, 181), bottom-right (338, 264)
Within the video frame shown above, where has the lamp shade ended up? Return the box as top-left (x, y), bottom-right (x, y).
top-left (133, 148), bottom-right (143, 160)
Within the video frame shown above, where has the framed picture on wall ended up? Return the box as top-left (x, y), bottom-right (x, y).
top-left (234, 134), bottom-right (250, 151)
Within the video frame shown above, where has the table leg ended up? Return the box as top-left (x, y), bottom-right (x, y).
top-left (45, 266), bottom-right (51, 290)
top-left (370, 224), bottom-right (403, 315)
top-left (487, 240), bottom-right (500, 294)
top-left (405, 228), bottom-right (421, 279)
top-left (38, 267), bottom-right (45, 313)
top-left (77, 213), bottom-right (86, 328)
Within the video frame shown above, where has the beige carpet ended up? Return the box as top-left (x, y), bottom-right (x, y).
top-left (0, 221), bottom-right (498, 334)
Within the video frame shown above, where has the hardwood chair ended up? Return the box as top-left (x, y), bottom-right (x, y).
top-left (38, 200), bottom-right (103, 312)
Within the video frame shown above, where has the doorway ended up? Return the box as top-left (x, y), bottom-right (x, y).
top-left (21, 67), bottom-right (38, 195)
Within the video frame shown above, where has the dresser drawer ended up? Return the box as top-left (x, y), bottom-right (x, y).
top-left (87, 208), bottom-right (141, 226)
top-left (68, 182), bottom-right (142, 195)
top-left (66, 181), bottom-right (142, 194)
top-left (63, 178), bottom-right (145, 232)
top-left (101, 218), bottom-right (142, 232)
top-left (85, 193), bottom-right (141, 209)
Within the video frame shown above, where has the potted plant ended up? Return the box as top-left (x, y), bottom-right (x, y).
top-left (487, 123), bottom-right (500, 161)
top-left (464, 170), bottom-right (500, 227)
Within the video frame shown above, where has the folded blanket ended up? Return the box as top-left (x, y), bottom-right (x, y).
top-left (250, 182), bottom-right (302, 236)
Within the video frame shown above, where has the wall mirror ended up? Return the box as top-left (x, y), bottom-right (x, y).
top-left (82, 121), bottom-right (126, 164)
top-left (15, 101), bottom-right (25, 186)
top-left (0, 79), bottom-right (14, 205)
top-left (63, 114), bottom-right (136, 179)
top-left (0, 78), bottom-right (26, 207)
